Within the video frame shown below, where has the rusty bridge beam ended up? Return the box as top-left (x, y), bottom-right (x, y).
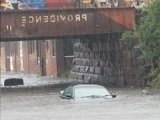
top-left (0, 8), bottom-right (135, 41)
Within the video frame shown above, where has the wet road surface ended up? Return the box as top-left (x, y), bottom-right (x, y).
top-left (1, 88), bottom-right (160, 120)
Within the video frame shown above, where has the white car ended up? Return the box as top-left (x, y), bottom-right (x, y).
top-left (60, 84), bottom-right (116, 100)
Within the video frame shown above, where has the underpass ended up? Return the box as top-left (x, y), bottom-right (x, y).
top-left (0, 8), bottom-right (141, 87)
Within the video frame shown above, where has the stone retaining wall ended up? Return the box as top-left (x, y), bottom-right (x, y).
top-left (70, 34), bottom-right (146, 87)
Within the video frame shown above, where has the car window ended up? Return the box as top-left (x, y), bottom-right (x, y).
top-left (63, 86), bottom-right (73, 96)
top-left (74, 87), bottom-right (111, 98)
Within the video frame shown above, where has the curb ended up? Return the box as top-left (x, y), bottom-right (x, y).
top-left (1, 80), bottom-right (86, 92)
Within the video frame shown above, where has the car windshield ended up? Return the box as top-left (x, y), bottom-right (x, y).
top-left (63, 86), bottom-right (73, 96)
top-left (74, 86), bottom-right (111, 98)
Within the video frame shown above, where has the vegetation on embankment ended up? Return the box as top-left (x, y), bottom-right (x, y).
top-left (121, 0), bottom-right (160, 88)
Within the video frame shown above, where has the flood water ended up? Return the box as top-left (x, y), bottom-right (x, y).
top-left (1, 88), bottom-right (160, 120)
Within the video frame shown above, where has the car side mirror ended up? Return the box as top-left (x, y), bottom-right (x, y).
top-left (60, 90), bottom-right (64, 95)
top-left (112, 95), bottom-right (116, 98)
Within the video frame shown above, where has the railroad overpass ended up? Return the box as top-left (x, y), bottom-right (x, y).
top-left (1, 8), bottom-right (135, 41)
top-left (0, 8), bottom-right (141, 87)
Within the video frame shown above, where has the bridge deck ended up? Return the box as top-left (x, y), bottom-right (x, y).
top-left (0, 8), bottom-right (135, 41)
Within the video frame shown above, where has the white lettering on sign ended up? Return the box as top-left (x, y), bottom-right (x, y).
top-left (35, 16), bottom-right (42, 23)
top-left (22, 16), bottom-right (27, 24)
top-left (6, 25), bottom-right (12, 31)
top-left (43, 16), bottom-right (49, 23)
top-left (82, 14), bottom-right (87, 21)
top-left (21, 14), bottom-right (88, 26)
top-left (75, 14), bottom-right (81, 21)
top-left (50, 15), bottom-right (56, 22)
top-left (60, 15), bottom-right (66, 21)
top-left (68, 15), bottom-right (73, 21)
top-left (28, 16), bottom-right (34, 23)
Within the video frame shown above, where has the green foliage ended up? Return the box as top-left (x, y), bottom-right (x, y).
top-left (139, 0), bottom-right (160, 88)
top-left (121, 31), bottom-right (139, 49)
top-left (121, 31), bottom-right (135, 43)
top-left (121, 0), bottom-right (160, 88)
top-left (149, 68), bottom-right (160, 88)
top-left (138, 0), bottom-right (160, 63)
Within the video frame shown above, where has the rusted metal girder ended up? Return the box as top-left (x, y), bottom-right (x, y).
top-left (0, 8), bottom-right (135, 41)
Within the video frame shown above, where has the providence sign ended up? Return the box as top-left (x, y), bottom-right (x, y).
top-left (0, 8), bottom-right (135, 41)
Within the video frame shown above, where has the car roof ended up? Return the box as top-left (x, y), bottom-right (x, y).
top-left (73, 84), bottom-right (105, 89)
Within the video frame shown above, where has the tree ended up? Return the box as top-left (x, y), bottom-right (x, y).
top-left (122, 0), bottom-right (160, 88)
top-left (139, 0), bottom-right (160, 88)
top-left (139, 0), bottom-right (160, 64)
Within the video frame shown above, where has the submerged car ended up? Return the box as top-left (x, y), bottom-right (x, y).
top-left (60, 84), bottom-right (116, 100)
